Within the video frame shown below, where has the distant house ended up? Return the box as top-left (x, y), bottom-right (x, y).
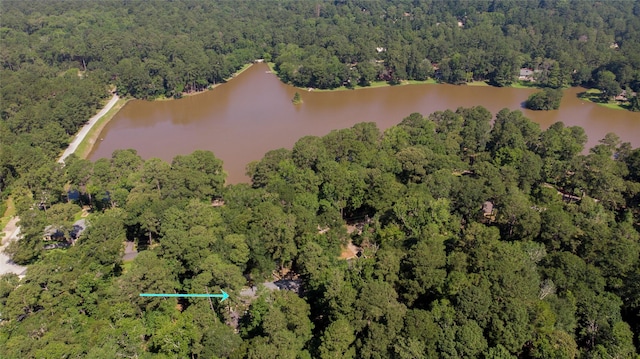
top-left (518, 68), bottom-right (535, 81)
top-left (482, 201), bottom-right (496, 222)
top-left (67, 190), bottom-right (80, 201)
top-left (211, 198), bottom-right (225, 207)
top-left (43, 219), bottom-right (87, 246)
top-left (70, 219), bottom-right (87, 241)
top-left (43, 226), bottom-right (65, 241)
top-left (615, 90), bottom-right (628, 102)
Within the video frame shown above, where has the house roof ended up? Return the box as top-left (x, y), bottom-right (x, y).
top-left (519, 68), bottom-right (534, 76)
top-left (482, 201), bottom-right (494, 214)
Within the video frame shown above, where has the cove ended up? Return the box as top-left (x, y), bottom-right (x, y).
top-left (89, 63), bottom-right (640, 183)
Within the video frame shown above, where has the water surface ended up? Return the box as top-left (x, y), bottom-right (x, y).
top-left (90, 63), bottom-right (640, 183)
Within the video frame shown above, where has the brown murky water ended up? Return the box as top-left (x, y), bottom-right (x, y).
top-left (89, 63), bottom-right (640, 183)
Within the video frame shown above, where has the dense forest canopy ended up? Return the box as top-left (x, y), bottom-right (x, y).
top-left (1, 108), bottom-right (639, 358)
top-left (2, 0), bottom-right (640, 197)
top-left (1, 0), bottom-right (640, 358)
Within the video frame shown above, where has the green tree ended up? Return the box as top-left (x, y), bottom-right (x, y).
top-left (596, 70), bottom-right (621, 100)
top-left (318, 318), bottom-right (356, 359)
top-left (292, 91), bottom-right (302, 105)
top-left (525, 88), bottom-right (563, 110)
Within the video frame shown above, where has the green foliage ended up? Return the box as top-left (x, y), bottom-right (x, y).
top-left (596, 70), bottom-right (622, 100)
top-left (525, 88), bottom-right (563, 110)
top-left (1, 108), bottom-right (639, 357)
top-left (1, 0), bottom-right (640, 354)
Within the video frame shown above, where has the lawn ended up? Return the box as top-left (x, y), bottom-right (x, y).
top-left (467, 81), bottom-right (490, 87)
top-left (0, 197), bottom-right (16, 236)
top-left (578, 89), bottom-right (628, 111)
top-left (510, 81), bottom-right (540, 89)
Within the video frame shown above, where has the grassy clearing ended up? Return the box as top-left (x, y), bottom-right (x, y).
top-left (509, 81), bottom-right (539, 89)
top-left (75, 98), bottom-right (128, 159)
top-left (578, 89), bottom-right (628, 111)
top-left (467, 81), bottom-right (490, 87)
top-left (596, 102), bottom-right (627, 110)
top-left (0, 197), bottom-right (16, 234)
top-left (406, 78), bottom-right (438, 85)
top-left (121, 260), bottom-right (133, 274)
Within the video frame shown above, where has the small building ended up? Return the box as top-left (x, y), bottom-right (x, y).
top-left (482, 201), bottom-right (494, 215)
top-left (67, 190), bottom-right (80, 201)
top-left (42, 219), bottom-right (87, 245)
top-left (482, 201), bottom-right (496, 222)
top-left (43, 226), bottom-right (65, 241)
top-left (518, 68), bottom-right (535, 81)
top-left (70, 219), bottom-right (87, 241)
top-left (614, 90), bottom-right (627, 102)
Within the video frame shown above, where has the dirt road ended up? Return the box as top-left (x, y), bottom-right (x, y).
top-left (58, 94), bottom-right (120, 163)
top-left (0, 217), bottom-right (26, 277)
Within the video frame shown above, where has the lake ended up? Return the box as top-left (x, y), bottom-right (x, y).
top-left (89, 63), bottom-right (640, 183)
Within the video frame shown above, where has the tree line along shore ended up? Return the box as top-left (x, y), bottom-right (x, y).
top-left (3, 0), bottom-right (640, 201)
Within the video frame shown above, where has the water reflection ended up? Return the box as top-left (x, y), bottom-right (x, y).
top-left (90, 63), bottom-right (640, 183)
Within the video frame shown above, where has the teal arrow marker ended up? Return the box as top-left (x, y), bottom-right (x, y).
top-left (140, 290), bottom-right (229, 302)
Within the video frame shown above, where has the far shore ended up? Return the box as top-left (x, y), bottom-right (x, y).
top-left (265, 61), bottom-right (440, 92)
top-left (577, 88), bottom-right (630, 111)
top-left (265, 62), bottom-right (556, 93)
top-left (152, 63), bottom-right (253, 102)
top-left (76, 61), bottom-right (636, 161)
top-left (76, 63), bottom-right (255, 159)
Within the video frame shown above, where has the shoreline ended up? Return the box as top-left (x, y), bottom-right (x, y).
top-left (265, 62), bottom-right (553, 93)
top-left (265, 61), bottom-right (438, 92)
top-left (77, 63), bottom-right (255, 159)
top-left (77, 62), bottom-right (636, 162)
top-left (58, 94), bottom-right (120, 162)
top-left (577, 89), bottom-right (629, 111)
top-left (152, 63), bottom-right (254, 102)
top-left (75, 97), bottom-right (128, 159)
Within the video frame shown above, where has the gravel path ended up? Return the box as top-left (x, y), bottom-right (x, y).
top-left (58, 94), bottom-right (119, 163)
top-left (1, 95), bottom-right (121, 277)
top-left (0, 217), bottom-right (26, 277)
top-left (123, 241), bottom-right (139, 261)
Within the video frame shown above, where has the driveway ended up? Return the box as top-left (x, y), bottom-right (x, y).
top-left (0, 217), bottom-right (26, 277)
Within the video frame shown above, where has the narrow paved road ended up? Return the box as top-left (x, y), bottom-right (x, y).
top-left (58, 94), bottom-right (120, 163)
top-left (123, 241), bottom-right (139, 261)
top-left (0, 217), bottom-right (26, 277)
top-left (0, 94), bottom-right (120, 277)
